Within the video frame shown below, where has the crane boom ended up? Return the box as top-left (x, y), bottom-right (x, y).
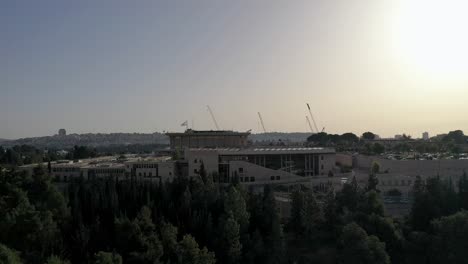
top-left (306, 103), bottom-right (319, 133)
top-left (306, 116), bottom-right (314, 133)
top-left (207, 105), bottom-right (220, 130)
top-left (258, 112), bottom-right (267, 133)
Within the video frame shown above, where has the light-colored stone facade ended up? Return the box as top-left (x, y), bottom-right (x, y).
top-left (185, 147), bottom-right (336, 185)
top-left (166, 130), bottom-right (250, 149)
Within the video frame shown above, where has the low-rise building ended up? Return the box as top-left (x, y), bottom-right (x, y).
top-left (20, 130), bottom-right (339, 187)
top-left (20, 156), bottom-right (176, 183)
top-left (185, 147), bottom-right (336, 185)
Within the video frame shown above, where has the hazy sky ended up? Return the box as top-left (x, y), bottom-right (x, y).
top-left (2, 0), bottom-right (468, 139)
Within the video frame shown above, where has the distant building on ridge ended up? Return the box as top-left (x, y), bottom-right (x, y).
top-left (58, 129), bottom-right (66, 136)
top-left (422, 132), bottom-right (429, 140)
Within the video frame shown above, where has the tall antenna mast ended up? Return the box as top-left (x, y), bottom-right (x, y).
top-left (207, 105), bottom-right (220, 130)
top-left (306, 103), bottom-right (319, 133)
top-left (306, 116), bottom-right (314, 133)
top-left (258, 112), bottom-right (267, 133)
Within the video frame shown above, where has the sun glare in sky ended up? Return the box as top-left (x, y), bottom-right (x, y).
top-left (394, 0), bottom-right (468, 79)
top-left (2, 1), bottom-right (468, 138)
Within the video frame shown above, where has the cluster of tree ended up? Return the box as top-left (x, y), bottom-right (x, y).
top-left (0, 145), bottom-right (99, 167)
top-left (0, 164), bottom-right (283, 264)
top-left (307, 132), bottom-right (359, 147)
top-left (362, 142), bottom-right (386, 155)
top-left (0, 144), bottom-right (173, 167)
top-left (250, 132), bottom-right (312, 144)
top-left (307, 132), bottom-right (386, 153)
top-left (2, 163), bottom-right (468, 263)
top-left (1, 133), bottom-right (169, 149)
top-left (285, 176), bottom-right (395, 263)
top-left (442, 130), bottom-right (467, 144)
top-left (308, 130), bottom-right (468, 156)
top-left (0, 145), bottom-right (58, 166)
top-left (65, 145), bottom-right (98, 160)
top-left (287, 172), bottom-right (468, 264)
top-left (362, 132), bottom-right (377, 140)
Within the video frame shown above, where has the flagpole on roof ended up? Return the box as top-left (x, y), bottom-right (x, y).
top-left (181, 121), bottom-right (189, 131)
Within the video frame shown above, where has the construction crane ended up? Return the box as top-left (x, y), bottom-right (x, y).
top-left (207, 105), bottom-right (220, 130)
top-left (257, 112), bottom-right (267, 133)
top-left (306, 103), bottom-right (319, 133)
top-left (306, 116), bottom-right (314, 133)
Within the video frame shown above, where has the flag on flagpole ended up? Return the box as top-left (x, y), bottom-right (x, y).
top-left (181, 121), bottom-right (188, 127)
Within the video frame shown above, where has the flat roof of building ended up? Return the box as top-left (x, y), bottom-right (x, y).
top-left (188, 147), bottom-right (335, 155)
top-left (81, 163), bottom-right (126, 169)
top-left (166, 129), bottom-right (250, 136)
top-left (19, 155), bottom-right (173, 169)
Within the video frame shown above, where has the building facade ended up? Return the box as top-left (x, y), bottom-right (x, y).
top-left (20, 157), bottom-right (176, 183)
top-left (166, 129), bottom-right (250, 149)
top-left (185, 147), bottom-right (336, 185)
top-left (20, 130), bottom-right (338, 187)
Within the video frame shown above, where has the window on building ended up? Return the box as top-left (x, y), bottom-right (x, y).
top-left (271, 176), bottom-right (275, 181)
top-left (139, 172), bottom-right (142, 177)
top-left (321, 156), bottom-right (324, 160)
top-left (240, 177), bottom-right (244, 182)
top-left (321, 165), bottom-right (324, 170)
top-left (250, 177), bottom-right (255, 182)
top-left (169, 172), bottom-right (172, 176)
top-left (194, 159), bottom-right (198, 163)
top-left (64, 176), bottom-right (67, 182)
top-left (276, 176), bottom-right (280, 180)
top-left (239, 168), bottom-right (243, 173)
top-left (149, 172), bottom-right (152, 177)
top-left (194, 169), bottom-right (198, 174)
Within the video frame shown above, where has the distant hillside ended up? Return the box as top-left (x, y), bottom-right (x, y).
top-left (0, 133), bottom-right (169, 149)
top-left (0, 138), bottom-right (10, 143)
top-left (0, 132), bottom-right (313, 149)
top-left (249, 132), bottom-right (312, 143)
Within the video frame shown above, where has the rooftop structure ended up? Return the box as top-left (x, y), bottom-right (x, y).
top-left (166, 129), bottom-right (250, 149)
